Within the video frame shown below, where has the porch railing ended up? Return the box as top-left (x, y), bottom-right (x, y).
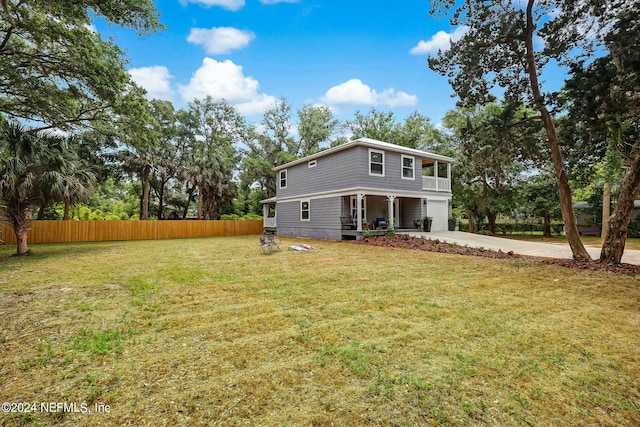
top-left (422, 176), bottom-right (451, 192)
top-left (263, 217), bottom-right (277, 228)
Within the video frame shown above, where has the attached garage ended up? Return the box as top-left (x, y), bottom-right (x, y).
top-left (427, 200), bottom-right (448, 231)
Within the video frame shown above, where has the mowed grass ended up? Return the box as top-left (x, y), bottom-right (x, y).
top-left (1, 236), bottom-right (639, 426)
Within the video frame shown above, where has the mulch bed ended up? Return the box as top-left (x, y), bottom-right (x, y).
top-left (352, 234), bottom-right (640, 276)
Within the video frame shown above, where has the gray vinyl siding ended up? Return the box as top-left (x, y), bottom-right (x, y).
top-left (277, 149), bottom-right (360, 199)
top-left (276, 197), bottom-right (342, 240)
top-left (277, 146), bottom-right (425, 198)
top-left (401, 198), bottom-right (422, 228)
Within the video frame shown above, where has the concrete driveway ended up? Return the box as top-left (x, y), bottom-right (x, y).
top-left (406, 230), bottom-right (640, 265)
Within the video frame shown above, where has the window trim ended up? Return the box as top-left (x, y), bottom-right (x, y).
top-left (401, 154), bottom-right (415, 180)
top-left (300, 199), bottom-right (310, 221)
top-left (369, 149), bottom-right (385, 177)
top-left (279, 169), bottom-right (287, 189)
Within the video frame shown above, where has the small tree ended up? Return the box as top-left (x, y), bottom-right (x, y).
top-left (517, 173), bottom-right (561, 237)
top-left (0, 123), bottom-right (49, 254)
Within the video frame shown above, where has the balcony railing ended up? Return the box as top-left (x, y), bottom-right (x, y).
top-left (422, 176), bottom-right (451, 192)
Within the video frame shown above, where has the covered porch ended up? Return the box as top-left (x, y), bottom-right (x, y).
top-left (340, 194), bottom-right (426, 240)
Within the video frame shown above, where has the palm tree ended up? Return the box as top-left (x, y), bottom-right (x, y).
top-left (118, 147), bottom-right (153, 220)
top-left (36, 136), bottom-right (98, 220)
top-left (0, 123), bottom-right (97, 254)
top-left (180, 143), bottom-right (236, 220)
top-left (0, 122), bottom-right (47, 255)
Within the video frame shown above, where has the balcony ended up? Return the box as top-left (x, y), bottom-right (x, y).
top-left (422, 176), bottom-right (451, 192)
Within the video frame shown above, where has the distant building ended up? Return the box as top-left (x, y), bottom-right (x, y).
top-left (573, 200), bottom-right (640, 236)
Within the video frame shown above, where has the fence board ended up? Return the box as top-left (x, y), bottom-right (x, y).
top-left (0, 220), bottom-right (264, 244)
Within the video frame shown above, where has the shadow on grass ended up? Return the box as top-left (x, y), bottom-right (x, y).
top-left (0, 241), bottom-right (128, 265)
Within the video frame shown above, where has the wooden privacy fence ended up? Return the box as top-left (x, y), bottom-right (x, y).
top-left (0, 220), bottom-right (264, 244)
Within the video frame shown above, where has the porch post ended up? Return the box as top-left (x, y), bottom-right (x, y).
top-left (356, 193), bottom-right (364, 232)
top-left (434, 160), bottom-right (439, 191)
top-left (447, 162), bottom-right (451, 191)
top-left (387, 195), bottom-right (396, 229)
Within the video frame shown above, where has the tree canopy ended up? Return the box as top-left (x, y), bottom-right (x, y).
top-left (0, 0), bottom-right (162, 130)
top-left (426, 0), bottom-right (635, 261)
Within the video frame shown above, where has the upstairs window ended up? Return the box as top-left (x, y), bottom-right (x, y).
top-left (279, 169), bottom-right (287, 189)
top-left (402, 155), bottom-right (415, 180)
top-left (369, 149), bottom-right (384, 176)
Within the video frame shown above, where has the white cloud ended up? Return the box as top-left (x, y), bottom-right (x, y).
top-left (410, 26), bottom-right (469, 55)
top-left (128, 66), bottom-right (175, 101)
top-left (178, 58), bottom-right (276, 116)
top-left (179, 0), bottom-right (245, 11)
top-left (377, 89), bottom-right (419, 108)
top-left (260, 0), bottom-right (299, 3)
top-left (187, 27), bottom-right (255, 54)
top-left (321, 79), bottom-right (418, 108)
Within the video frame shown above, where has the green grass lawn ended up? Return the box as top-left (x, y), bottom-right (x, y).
top-left (1, 236), bottom-right (639, 426)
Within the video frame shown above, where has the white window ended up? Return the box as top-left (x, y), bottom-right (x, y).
top-left (369, 149), bottom-right (384, 176)
top-left (402, 155), bottom-right (415, 180)
top-left (279, 169), bottom-right (287, 189)
top-left (300, 200), bottom-right (310, 221)
top-left (308, 160), bottom-right (317, 168)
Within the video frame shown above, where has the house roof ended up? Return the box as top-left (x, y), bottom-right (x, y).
top-left (273, 137), bottom-right (455, 171)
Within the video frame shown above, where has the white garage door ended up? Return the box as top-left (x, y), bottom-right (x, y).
top-left (428, 200), bottom-right (448, 231)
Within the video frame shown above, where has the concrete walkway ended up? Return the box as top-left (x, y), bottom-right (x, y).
top-left (406, 230), bottom-right (640, 265)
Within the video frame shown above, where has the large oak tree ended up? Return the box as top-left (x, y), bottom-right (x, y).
top-left (563, 13), bottom-right (640, 264)
top-left (0, 0), bottom-right (162, 131)
top-left (426, 0), bottom-right (633, 261)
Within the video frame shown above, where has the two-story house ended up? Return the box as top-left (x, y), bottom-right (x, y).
top-left (261, 137), bottom-right (454, 240)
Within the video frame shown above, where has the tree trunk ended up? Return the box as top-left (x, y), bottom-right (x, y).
top-left (36, 198), bottom-right (49, 220)
top-left (156, 178), bottom-right (166, 220)
top-left (140, 164), bottom-right (150, 220)
top-left (487, 211), bottom-right (496, 235)
top-left (543, 213), bottom-right (552, 237)
top-left (15, 228), bottom-right (28, 255)
top-left (8, 203), bottom-right (31, 255)
top-left (465, 207), bottom-right (476, 232)
top-left (525, 0), bottom-right (591, 261)
top-left (63, 199), bottom-right (71, 220)
top-left (601, 181), bottom-right (611, 241)
top-left (182, 187), bottom-right (194, 219)
top-left (600, 142), bottom-right (640, 264)
top-left (197, 188), bottom-right (203, 220)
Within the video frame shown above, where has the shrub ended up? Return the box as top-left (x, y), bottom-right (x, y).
top-left (242, 213), bottom-right (263, 220)
top-left (220, 214), bottom-right (240, 220)
top-left (627, 214), bottom-right (640, 238)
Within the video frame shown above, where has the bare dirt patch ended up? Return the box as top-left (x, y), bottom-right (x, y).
top-left (354, 234), bottom-right (640, 276)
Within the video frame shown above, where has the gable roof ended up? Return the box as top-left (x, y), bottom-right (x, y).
top-left (273, 137), bottom-right (455, 171)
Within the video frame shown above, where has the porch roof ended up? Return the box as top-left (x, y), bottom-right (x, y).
top-left (260, 196), bottom-right (277, 204)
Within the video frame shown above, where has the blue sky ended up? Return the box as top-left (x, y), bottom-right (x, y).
top-left (96, 1), bottom-right (472, 125)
